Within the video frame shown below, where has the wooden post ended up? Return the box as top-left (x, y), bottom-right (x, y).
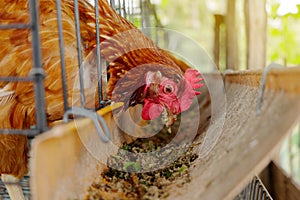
top-left (245, 0), bottom-right (267, 69)
top-left (225, 0), bottom-right (239, 70)
top-left (213, 14), bottom-right (225, 70)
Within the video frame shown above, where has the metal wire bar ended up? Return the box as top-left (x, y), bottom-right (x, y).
top-left (127, 0), bottom-right (132, 21)
top-left (57, 1), bottom-right (111, 143)
top-left (256, 63), bottom-right (283, 115)
top-left (63, 107), bottom-right (110, 142)
top-left (234, 176), bottom-right (273, 200)
top-left (94, 0), bottom-right (103, 105)
top-left (0, 24), bottom-right (31, 30)
top-left (118, 0), bottom-right (121, 15)
top-left (73, 0), bottom-right (86, 107)
top-left (0, 76), bottom-right (34, 82)
top-left (222, 69), bottom-right (234, 93)
top-left (29, 0), bottom-right (48, 133)
top-left (110, 0), bottom-right (115, 8)
top-left (122, 0), bottom-right (127, 18)
top-left (139, 0), bottom-right (143, 26)
top-left (55, 0), bottom-right (70, 113)
top-left (0, 175), bottom-right (30, 200)
top-left (140, 0), bottom-right (152, 38)
top-left (249, 178), bottom-right (256, 199)
top-left (0, 129), bottom-right (40, 137)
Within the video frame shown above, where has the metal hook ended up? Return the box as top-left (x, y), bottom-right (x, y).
top-left (256, 63), bottom-right (283, 115)
top-left (222, 69), bottom-right (234, 93)
top-left (63, 107), bottom-right (110, 142)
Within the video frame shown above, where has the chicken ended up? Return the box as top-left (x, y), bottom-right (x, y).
top-left (83, 0), bottom-right (203, 121)
top-left (0, 0), bottom-right (203, 199)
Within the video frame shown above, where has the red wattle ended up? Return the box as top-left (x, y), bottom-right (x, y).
top-left (141, 100), bottom-right (164, 120)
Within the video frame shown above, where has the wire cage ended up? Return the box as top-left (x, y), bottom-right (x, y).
top-left (0, 0), bottom-right (160, 199)
top-left (235, 176), bottom-right (273, 200)
top-left (110, 0), bottom-right (163, 43)
top-left (0, 0), bottom-right (163, 138)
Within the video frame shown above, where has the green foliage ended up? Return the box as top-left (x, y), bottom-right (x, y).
top-left (155, 0), bottom-right (214, 55)
top-left (132, 16), bottom-right (142, 28)
top-left (269, 3), bottom-right (280, 19)
top-left (279, 124), bottom-right (300, 185)
top-left (156, 0), bottom-right (300, 67)
top-left (268, 3), bottom-right (300, 66)
top-left (178, 165), bottom-right (187, 173)
top-left (160, 0), bottom-right (169, 8)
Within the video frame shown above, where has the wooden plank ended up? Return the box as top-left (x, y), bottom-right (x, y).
top-left (261, 161), bottom-right (300, 200)
top-left (166, 68), bottom-right (300, 200)
top-left (271, 162), bottom-right (300, 200)
top-left (224, 67), bottom-right (300, 93)
top-left (30, 103), bottom-right (128, 200)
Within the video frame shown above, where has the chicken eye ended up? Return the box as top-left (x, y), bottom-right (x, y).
top-left (163, 84), bottom-right (174, 94)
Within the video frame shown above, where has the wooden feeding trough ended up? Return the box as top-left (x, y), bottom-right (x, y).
top-left (30, 67), bottom-right (300, 200)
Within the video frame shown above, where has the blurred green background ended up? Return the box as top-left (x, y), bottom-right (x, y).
top-left (154, 0), bottom-right (300, 69)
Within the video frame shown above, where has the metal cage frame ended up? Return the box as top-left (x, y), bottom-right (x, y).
top-left (235, 176), bottom-right (273, 200)
top-left (0, 0), bottom-right (47, 137)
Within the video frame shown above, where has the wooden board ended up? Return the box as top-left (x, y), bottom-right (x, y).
top-left (260, 161), bottom-right (300, 200)
top-left (30, 103), bottom-right (128, 200)
top-left (30, 67), bottom-right (300, 200)
top-left (166, 67), bottom-right (300, 200)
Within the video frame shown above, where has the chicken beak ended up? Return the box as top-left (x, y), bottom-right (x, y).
top-left (161, 107), bottom-right (177, 133)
